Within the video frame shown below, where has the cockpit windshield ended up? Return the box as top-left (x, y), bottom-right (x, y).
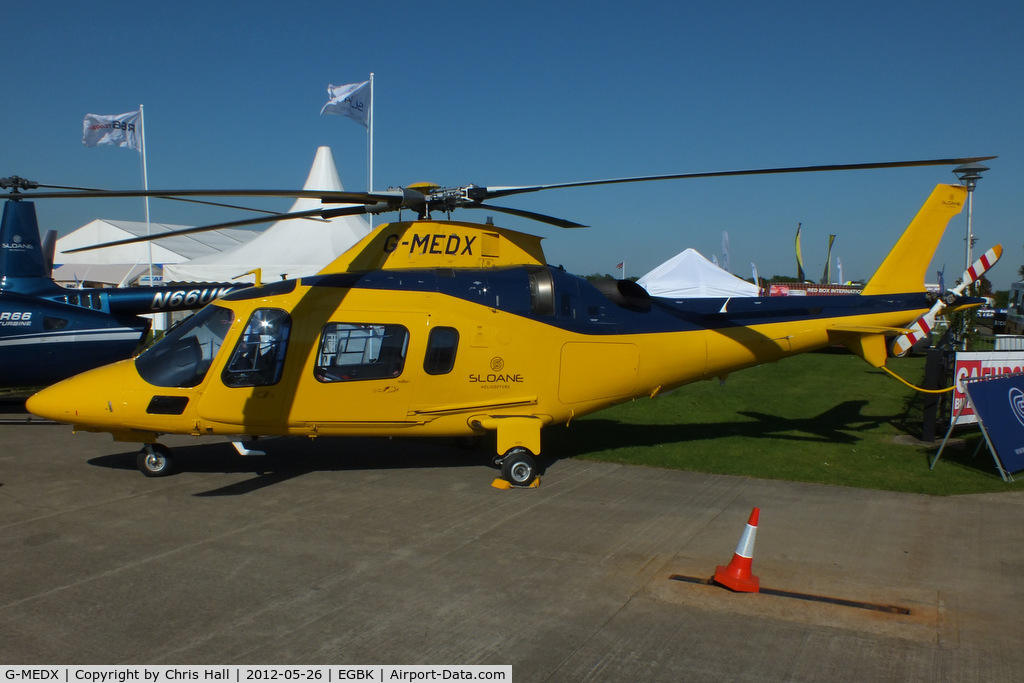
top-left (136, 305), bottom-right (235, 388)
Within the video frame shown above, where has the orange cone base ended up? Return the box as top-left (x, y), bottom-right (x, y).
top-left (491, 477), bottom-right (541, 490)
top-left (714, 561), bottom-right (760, 593)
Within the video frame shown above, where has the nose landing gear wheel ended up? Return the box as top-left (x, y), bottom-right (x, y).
top-left (137, 443), bottom-right (174, 477)
top-left (500, 447), bottom-right (538, 487)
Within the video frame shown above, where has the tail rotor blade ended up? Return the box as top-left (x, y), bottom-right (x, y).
top-left (892, 303), bottom-right (942, 357)
top-left (953, 244), bottom-right (1002, 295)
top-left (892, 244), bottom-right (1002, 357)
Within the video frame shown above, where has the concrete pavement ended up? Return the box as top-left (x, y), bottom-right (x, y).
top-left (1, 421), bottom-right (1022, 680)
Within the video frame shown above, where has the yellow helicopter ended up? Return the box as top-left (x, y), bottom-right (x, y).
top-left (25, 157), bottom-right (997, 485)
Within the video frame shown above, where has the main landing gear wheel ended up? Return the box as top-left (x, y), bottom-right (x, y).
top-left (500, 448), bottom-right (538, 487)
top-left (137, 443), bottom-right (174, 477)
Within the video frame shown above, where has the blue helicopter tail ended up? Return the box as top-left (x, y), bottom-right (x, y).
top-left (0, 201), bottom-right (52, 293)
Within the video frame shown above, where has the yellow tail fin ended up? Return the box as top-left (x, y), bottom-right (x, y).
top-left (861, 184), bottom-right (966, 296)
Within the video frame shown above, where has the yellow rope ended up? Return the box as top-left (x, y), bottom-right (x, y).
top-left (881, 365), bottom-right (954, 394)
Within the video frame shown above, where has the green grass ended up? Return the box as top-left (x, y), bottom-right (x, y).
top-left (544, 351), bottom-right (1022, 495)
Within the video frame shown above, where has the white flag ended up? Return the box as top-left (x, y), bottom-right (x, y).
top-left (320, 81), bottom-right (371, 127)
top-left (721, 230), bottom-right (731, 273)
top-left (82, 111), bottom-right (141, 150)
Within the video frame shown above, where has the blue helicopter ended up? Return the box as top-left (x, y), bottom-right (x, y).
top-left (0, 177), bottom-right (245, 389)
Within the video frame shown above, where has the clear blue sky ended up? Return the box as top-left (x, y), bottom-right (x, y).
top-left (4, 0), bottom-right (1022, 290)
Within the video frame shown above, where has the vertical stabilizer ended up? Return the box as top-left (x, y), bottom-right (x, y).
top-left (0, 201), bottom-right (50, 292)
top-left (861, 184), bottom-right (966, 296)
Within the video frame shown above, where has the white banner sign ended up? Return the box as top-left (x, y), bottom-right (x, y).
top-left (953, 350), bottom-right (1024, 424)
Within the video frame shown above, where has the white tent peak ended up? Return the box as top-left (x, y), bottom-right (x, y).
top-left (637, 248), bottom-right (759, 298)
top-left (162, 146), bottom-right (371, 284)
top-left (302, 145), bottom-right (344, 193)
top-left (271, 145), bottom-right (348, 224)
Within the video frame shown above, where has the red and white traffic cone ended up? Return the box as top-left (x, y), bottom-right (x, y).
top-left (714, 507), bottom-right (760, 593)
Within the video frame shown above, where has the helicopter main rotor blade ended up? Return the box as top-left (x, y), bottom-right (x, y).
top-left (472, 156), bottom-right (998, 201)
top-left (61, 207), bottom-right (337, 254)
top-left (36, 183), bottom-right (294, 217)
top-left (21, 154), bottom-right (999, 242)
top-left (321, 205), bottom-right (376, 219)
top-left (463, 203), bottom-right (588, 229)
top-left (17, 187), bottom-right (392, 204)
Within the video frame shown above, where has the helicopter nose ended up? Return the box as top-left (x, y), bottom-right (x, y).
top-left (26, 380), bottom-right (77, 423)
top-left (27, 361), bottom-right (130, 426)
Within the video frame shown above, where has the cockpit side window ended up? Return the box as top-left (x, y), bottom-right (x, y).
top-left (222, 308), bottom-right (291, 388)
top-left (314, 322), bottom-right (409, 382)
top-left (136, 305), bottom-right (234, 388)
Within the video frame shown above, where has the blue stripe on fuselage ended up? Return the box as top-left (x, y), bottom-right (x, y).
top-left (303, 267), bottom-right (930, 335)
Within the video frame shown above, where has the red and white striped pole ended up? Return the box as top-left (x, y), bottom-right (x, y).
top-left (714, 507), bottom-right (761, 593)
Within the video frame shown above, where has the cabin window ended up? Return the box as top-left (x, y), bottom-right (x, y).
top-left (222, 308), bottom-right (292, 388)
top-left (314, 323), bottom-right (409, 382)
top-left (136, 305), bottom-right (235, 388)
top-left (65, 291), bottom-right (103, 310)
top-left (424, 326), bottom-right (459, 375)
top-left (560, 292), bottom-right (574, 317)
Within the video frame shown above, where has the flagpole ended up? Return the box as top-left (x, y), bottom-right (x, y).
top-left (139, 104), bottom-right (152, 287)
top-left (368, 72), bottom-right (374, 228)
top-left (368, 73), bottom-right (374, 192)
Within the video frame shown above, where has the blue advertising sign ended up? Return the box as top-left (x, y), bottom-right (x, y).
top-left (964, 373), bottom-right (1024, 476)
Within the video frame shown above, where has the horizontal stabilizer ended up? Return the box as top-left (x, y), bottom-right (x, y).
top-left (845, 334), bottom-right (889, 368)
top-left (830, 324), bottom-right (913, 335)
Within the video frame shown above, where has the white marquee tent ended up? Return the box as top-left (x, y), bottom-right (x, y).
top-left (162, 147), bottom-right (371, 284)
top-left (53, 220), bottom-right (259, 287)
top-left (637, 248), bottom-right (759, 298)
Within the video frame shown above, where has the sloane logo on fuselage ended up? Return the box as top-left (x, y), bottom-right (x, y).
top-left (469, 373), bottom-right (524, 383)
top-left (384, 232), bottom-right (476, 256)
